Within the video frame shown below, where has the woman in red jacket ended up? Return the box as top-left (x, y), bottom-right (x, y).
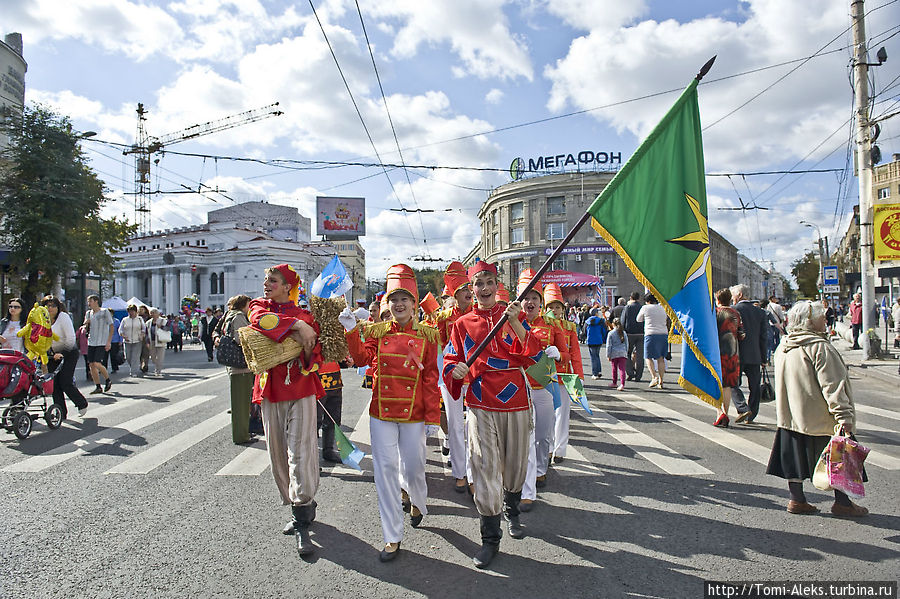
top-left (342, 264), bottom-right (441, 562)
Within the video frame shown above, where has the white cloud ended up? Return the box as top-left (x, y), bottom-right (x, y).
top-left (485, 88), bottom-right (504, 104)
top-left (362, 0), bottom-right (534, 81)
top-left (544, 0), bottom-right (648, 33)
top-left (543, 0), bottom-right (866, 172)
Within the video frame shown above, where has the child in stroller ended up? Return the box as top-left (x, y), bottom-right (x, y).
top-left (0, 350), bottom-right (64, 439)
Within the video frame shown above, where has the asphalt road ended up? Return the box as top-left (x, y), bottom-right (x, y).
top-left (1, 343), bottom-right (898, 599)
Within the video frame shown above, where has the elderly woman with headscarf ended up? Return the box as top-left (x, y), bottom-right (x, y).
top-left (765, 300), bottom-right (868, 517)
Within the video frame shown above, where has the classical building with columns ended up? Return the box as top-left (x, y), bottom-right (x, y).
top-left (111, 202), bottom-right (334, 313)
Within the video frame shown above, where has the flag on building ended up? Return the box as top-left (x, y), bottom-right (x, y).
top-left (310, 255), bottom-right (354, 299)
top-left (587, 77), bottom-right (723, 406)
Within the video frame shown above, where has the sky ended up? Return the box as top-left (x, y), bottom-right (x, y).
top-left (3, 0), bottom-right (900, 283)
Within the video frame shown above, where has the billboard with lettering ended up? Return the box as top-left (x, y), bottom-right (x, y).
top-left (316, 196), bottom-right (365, 237)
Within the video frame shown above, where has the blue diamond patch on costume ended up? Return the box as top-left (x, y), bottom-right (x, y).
top-left (486, 357), bottom-right (510, 370)
top-left (470, 377), bottom-right (483, 402)
top-left (529, 350), bottom-right (544, 361)
top-left (496, 382), bottom-right (518, 404)
top-left (463, 333), bottom-right (475, 355)
top-left (503, 333), bottom-right (513, 345)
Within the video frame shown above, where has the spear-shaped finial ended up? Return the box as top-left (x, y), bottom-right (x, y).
top-left (696, 56), bottom-right (717, 81)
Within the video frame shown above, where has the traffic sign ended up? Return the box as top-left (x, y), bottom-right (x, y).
top-left (823, 265), bottom-right (839, 286)
top-left (824, 284), bottom-right (840, 293)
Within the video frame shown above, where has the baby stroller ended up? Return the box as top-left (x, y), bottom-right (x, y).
top-left (0, 350), bottom-right (63, 439)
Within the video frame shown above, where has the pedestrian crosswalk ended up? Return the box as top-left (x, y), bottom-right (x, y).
top-left (2, 376), bottom-right (898, 480)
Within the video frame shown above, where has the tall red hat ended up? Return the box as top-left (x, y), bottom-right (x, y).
top-left (543, 283), bottom-right (565, 308)
top-left (420, 291), bottom-right (440, 315)
top-left (385, 263), bottom-right (419, 305)
top-left (517, 268), bottom-right (543, 298)
top-left (467, 260), bottom-right (498, 279)
top-left (496, 282), bottom-right (510, 304)
top-left (444, 261), bottom-right (469, 297)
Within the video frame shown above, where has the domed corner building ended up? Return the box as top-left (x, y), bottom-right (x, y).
top-left (465, 172), bottom-right (738, 306)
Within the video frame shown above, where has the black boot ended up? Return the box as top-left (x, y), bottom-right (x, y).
top-left (321, 427), bottom-right (341, 463)
top-left (291, 504), bottom-right (316, 556)
top-left (473, 515), bottom-right (502, 569)
top-left (503, 491), bottom-right (524, 539)
top-left (283, 500), bottom-right (316, 534)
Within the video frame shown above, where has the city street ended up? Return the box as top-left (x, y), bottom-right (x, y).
top-left (1, 344), bottom-right (898, 599)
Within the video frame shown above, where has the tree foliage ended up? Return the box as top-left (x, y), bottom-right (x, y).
top-left (0, 105), bottom-right (135, 304)
top-left (791, 251), bottom-right (820, 299)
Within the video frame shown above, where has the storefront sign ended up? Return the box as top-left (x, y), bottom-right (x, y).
top-left (543, 244), bottom-right (615, 256)
top-left (510, 151), bottom-right (622, 179)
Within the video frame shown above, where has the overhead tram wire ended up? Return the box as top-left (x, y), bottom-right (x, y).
top-left (307, 0), bottom-right (422, 253)
top-left (354, 0), bottom-right (431, 255)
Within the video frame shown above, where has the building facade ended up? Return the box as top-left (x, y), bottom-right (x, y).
top-left (0, 32), bottom-right (26, 151)
top-left (873, 154), bottom-right (900, 298)
top-left (332, 238), bottom-right (366, 305)
top-left (737, 253), bottom-right (769, 300)
top-left (110, 202), bottom-right (333, 313)
top-left (709, 228), bottom-right (738, 295)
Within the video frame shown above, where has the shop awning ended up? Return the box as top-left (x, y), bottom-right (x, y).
top-left (540, 270), bottom-right (604, 287)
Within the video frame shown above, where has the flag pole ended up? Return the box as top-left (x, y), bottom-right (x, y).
top-left (464, 56), bottom-right (717, 369)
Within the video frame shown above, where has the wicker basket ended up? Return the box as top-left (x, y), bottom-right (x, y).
top-left (237, 326), bottom-right (304, 375)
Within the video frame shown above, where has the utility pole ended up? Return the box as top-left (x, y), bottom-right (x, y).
top-left (852, 0), bottom-right (876, 358)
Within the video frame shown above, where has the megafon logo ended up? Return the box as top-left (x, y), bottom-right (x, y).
top-left (509, 157), bottom-right (525, 180)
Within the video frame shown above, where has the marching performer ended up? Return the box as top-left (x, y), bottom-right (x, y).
top-left (431, 261), bottom-right (474, 494)
top-left (443, 261), bottom-right (544, 569)
top-left (518, 271), bottom-right (567, 512)
top-left (248, 264), bottom-right (324, 557)
top-left (544, 283), bottom-right (584, 463)
top-left (341, 264), bottom-right (441, 562)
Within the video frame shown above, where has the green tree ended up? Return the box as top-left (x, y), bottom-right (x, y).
top-left (0, 105), bottom-right (135, 305)
top-left (791, 251), bottom-right (820, 299)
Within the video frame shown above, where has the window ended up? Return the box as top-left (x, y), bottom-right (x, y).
top-left (492, 232), bottom-right (499, 250)
top-left (492, 210), bottom-right (498, 227)
top-left (878, 187), bottom-right (891, 200)
top-left (510, 202), bottom-right (524, 222)
top-left (510, 259), bottom-right (524, 280)
top-left (219, 271), bottom-right (225, 294)
top-left (595, 257), bottom-right (616, 276)
top-left (510, 227), bottom-right (524, 244)
top-left (210, 272), bottom-right (218, 293)
top-left (552, 255), bottom-right (567, 271)
top-left (547, 196), bottom-right (566, 216)
top-left (547, 222), bottom-right (566, 240)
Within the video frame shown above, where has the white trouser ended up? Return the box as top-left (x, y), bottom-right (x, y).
top-left (370, 418), bottom-right (428, 545)
top-left (552, 388), bottom-right (571, 458)
top-left (522, 387), bottom-right (555, 500)
top-left (261, 396), bottom-right (319, 506)
top-left (441, 384), bottom-right (468, 480)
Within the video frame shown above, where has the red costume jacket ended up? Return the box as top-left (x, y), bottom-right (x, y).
top-left (248, 298), bottom-right (324, 403)
top-left (442, 303), bottom-right (544, 412)
top-left (554, 318), bottom-right (584, 378)
top-left (346, 319), bottom-right (441, 425)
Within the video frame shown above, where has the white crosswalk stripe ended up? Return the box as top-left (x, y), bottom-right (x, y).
top-left (1, 395), bottom-right (217, 473)
top-left (216, 440), bottom-right (270, 476)
top-left (106, 411), bottom-right (230, 475)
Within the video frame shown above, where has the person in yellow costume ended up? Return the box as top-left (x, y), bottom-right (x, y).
top-left (18, 303), bottom-right (59, 372)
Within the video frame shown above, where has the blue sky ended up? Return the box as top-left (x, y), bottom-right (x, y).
top-left (3, 0), bottom-right (900, 281)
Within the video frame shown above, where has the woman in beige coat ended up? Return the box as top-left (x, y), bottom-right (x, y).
top-left (765, 300), bottom-right (867, 517)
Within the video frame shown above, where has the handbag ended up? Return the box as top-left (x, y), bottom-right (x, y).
top-left (759, 366), bottom-right (775, 403)
top-left (156, 328), bottom-right (172, 344)
top-left (813, 428), bottom-right (870, 498)
top-left (217, 334), bottom-right (248, 368)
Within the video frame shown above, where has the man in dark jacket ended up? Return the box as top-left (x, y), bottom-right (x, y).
top-left (621, 291), bottom-right (644, 382)
top-left (730, 284), bottom-right (768, 423)
top-left (200, 308), bottom-right (217, 362)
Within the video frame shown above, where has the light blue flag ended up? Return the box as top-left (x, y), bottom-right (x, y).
top-left (559, 373), bottom-right (593, 415)
top-left (546, 379), bottom-right (562, 410)
top-left (310, 255), bottom-right (354, 299)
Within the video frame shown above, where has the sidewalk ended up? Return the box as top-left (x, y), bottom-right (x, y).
top-left (832, 321), bottom-right (900, 385)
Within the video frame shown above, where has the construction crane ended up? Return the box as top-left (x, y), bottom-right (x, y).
top-left (123, 102), bottom-right (283, 235)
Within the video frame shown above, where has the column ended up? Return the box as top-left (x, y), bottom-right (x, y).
top-left (180, 269), bottom-right (192, 305)
top-left (151, 270), bottom-right (163, 310)
top-left (125, 272), bottom-right (137, 301)
top-left (165, 270), bottom-right (177, 314)
top-left (199, 269), bottom-right (210, 309)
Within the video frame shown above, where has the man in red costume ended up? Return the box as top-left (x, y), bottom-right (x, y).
top-left (443, 261), bottom-right (544, 569)
top-left (248, 264), bottom-right (324, 557)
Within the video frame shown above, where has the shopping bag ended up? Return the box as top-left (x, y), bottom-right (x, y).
top-left (812, 431), bottom-right (870, 498)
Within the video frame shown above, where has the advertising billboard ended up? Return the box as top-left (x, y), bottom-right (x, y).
top-left (316, 196), bottom-right (365, 237)
top-left (874, 202), bottom-right (900, 261)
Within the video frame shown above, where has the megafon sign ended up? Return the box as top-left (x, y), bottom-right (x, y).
top-left (509, 151), bottom-right (622, 180)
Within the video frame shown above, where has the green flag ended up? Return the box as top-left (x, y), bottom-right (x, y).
top-left (588, 78), bottom-right (722, 406)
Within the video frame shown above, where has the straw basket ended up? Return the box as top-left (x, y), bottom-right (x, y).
top-left (309, 296), bottom-right (350, 363)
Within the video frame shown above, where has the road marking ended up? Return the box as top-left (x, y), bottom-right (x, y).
top-left (855, 404), bottom-right (900, 422)
top-left (576, 407), bottom-right (713, 476)
top-left (216, 439), bottom-right (271, 476)
top-left (1, 395), bottom-right (217, 473)
top-left (671, 392), bottom-right (900, 470)
top-left (106, 411), bottom-right (230, 474)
